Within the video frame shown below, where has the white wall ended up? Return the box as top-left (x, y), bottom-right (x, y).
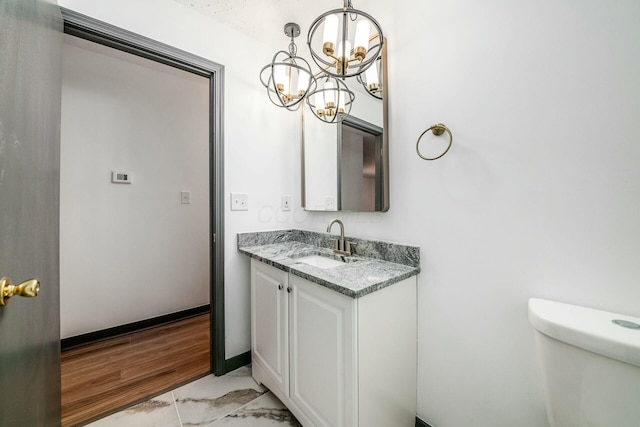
top-left (295, 1), bottom-right (640, 426)
top-left (58, 0), bottom-right (298, 356)
top-left (60, 35), bottom-right (210, 337)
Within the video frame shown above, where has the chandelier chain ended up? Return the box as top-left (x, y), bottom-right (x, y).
top-left (347, 0), bottom-right (357, 21)
top-left (288, 38), bottom-right (297, 57)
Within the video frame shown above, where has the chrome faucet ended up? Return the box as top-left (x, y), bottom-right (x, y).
top-left (326, 219), bottom-right (353, 256)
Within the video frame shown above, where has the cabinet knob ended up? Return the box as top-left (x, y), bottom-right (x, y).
top-left (278, 284), bottom-right (283, 291)
top-left (287, 287), bottom-right (292, 293)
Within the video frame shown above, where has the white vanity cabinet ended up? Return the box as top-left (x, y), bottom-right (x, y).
top-left (251, 258), bottom-right (290, 399)
top-left (250, 258), bottom-right (417, 427)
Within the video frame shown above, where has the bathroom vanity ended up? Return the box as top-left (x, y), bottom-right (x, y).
top-left (238, 230), bottom-right (420, 427)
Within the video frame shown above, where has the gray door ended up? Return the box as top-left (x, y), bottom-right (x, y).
top-left (0, 0), bottom-right (63, 425)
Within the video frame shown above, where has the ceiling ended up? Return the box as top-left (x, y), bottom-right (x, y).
top-left (171, 0), bottom-right (362, 50)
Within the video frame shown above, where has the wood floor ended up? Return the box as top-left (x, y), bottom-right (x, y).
top-left (61, 314), bottom-right (210, 426)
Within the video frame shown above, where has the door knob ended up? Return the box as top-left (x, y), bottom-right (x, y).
top-left (0, 277), bottom-right (40, 306)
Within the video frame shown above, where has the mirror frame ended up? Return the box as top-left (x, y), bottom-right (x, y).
top-left (301, 40), bottom-right (388, 212)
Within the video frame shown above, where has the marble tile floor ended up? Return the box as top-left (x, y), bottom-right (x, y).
top-left (87, 365), bottom-right (301, 427)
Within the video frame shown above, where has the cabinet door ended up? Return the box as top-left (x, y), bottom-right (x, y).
top-left (251, 259), bottom-right (289, 397)
top-left (289, 275), bottom-right (357, 427)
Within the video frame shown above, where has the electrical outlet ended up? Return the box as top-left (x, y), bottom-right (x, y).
top-left (282, 195), bottom-right (291, 211)
top-left (325, 197), bottom-right (336, 210)
top-left (181, 191), bottom-right (191, 204)
top-left (231, 193), bottom-right (248, 211)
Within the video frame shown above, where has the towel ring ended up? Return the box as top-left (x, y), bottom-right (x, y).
top-left (416, 123), bottom-right (453, 161)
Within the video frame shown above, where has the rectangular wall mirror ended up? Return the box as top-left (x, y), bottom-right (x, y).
top-left (301, 41), bottom-right (388, 212)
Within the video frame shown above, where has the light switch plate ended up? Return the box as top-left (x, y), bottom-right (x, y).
top-left (231, 193), bottom-right (248, 211)
top-left (111, 171), bottom-right (132, 184)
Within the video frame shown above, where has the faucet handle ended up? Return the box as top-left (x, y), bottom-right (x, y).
top-left (332, 240), bottom-right (354, 257)
top-left (345, 241), bottom-right (355, 255)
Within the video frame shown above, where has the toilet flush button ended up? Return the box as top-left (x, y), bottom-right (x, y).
top-left (612, 319), bottom-right (640, 329)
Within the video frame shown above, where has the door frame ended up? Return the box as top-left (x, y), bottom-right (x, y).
top-left (61, 8), bottom-right (228, 375)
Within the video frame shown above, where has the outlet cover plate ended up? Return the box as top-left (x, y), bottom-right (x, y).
top-left (231, 192), bottom-right (248, 211)
top-left (281, 195), bottom-right (291, 211)
top-left (181, 191), bottom-right (191, 204)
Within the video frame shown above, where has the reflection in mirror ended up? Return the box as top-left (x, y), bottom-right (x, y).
top-left (357, 43), bottom-right (384, 100)
top-left (340, 117), bottom-right (383, 211)
top-left (302, 41), bottom-right (388, 212)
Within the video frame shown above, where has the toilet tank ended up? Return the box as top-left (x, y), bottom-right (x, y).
top-left (528, 298), bottom-right (640, 427)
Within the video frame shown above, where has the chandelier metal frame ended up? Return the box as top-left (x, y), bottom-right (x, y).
top-left (259, 23), bottom-right (317, 111)
top-left (306, 74), bottom-right (355, 124)
top-left (306, 0), bottom-right (384, 79)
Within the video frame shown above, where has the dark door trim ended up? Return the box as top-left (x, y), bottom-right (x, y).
top-left (61, 8), bottom-right (227, 375)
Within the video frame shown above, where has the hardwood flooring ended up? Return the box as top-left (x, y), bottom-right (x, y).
top-left (61, 314), bottom-right (210, 426)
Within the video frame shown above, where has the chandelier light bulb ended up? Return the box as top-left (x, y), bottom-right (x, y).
top-left (337, 40), bottom-right (351, 60)
top-left (356, 41), bottom-right (384, 100)
top-left (353, 20), bottom-right (370, 60)
top-left (322, 14), bottom-right (339, 55)
top-left (314, 92), bottom-right (325, 116)
top-left (365, 62), bottom-right (379, 89)
top-left (273, 64), bottom-right (288, 92)
top-left (297, 72), bottom-right (310, 97)
top-left (336, 40), bottom-right (351, 75)
top-left (337, 91), bottom-right (346, 115)
top-left (324, 80), bottom-right (336, 108)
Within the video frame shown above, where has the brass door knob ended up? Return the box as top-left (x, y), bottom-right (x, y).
top-left (0, 277), bottom-right (40, 306)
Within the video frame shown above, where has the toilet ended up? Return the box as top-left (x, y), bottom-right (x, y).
top-left (528, 298), bottom-right (640, 427)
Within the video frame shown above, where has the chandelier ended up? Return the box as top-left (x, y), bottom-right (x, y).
top-left (259, 23), bottom-right (316, 111)
top-left (306, 74), bottom-right (355, 124)
top-left (259, 1), bottom-right (384, 123)
top-left (307, 0), bottom-right (383, 79)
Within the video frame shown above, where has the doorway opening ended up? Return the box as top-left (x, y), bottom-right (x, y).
top-left (59, 8), bottom-right (227, 424)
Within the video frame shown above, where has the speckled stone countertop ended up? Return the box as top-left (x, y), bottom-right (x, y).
top-left (238, 229), bottom-right (420, 298)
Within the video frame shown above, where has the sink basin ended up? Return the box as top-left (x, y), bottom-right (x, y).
top-left (294, 255), bottom-right (345, 269)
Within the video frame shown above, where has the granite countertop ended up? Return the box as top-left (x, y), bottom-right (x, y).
top-left (238, 230), bottom-right (420, 299)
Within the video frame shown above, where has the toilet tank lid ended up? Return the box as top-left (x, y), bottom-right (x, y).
top-left (529, 298), bottom-right (640, 368)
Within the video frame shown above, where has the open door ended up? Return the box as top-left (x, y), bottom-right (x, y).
top-left (0, 0), bottom-right (63, 425)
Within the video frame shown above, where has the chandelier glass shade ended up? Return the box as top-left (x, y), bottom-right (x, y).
top-left (259, 23), bottom-right (316, 111)
top-left (306, 74), bottom-right (355, 124)
top-left (356, 43), bottom-right (383, 99)
top-left (307, 1), bottom-right (383, 79)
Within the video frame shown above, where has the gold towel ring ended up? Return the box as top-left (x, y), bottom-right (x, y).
top-left (416, 123), bottom-right (453, 160)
